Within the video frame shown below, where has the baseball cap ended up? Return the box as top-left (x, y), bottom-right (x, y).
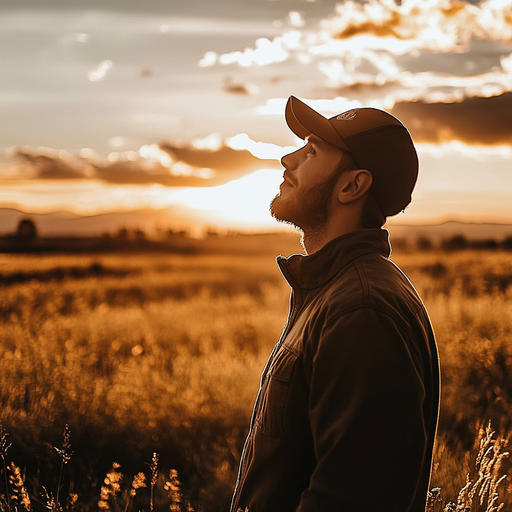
top-left (285, 96), bottom-right (418, 217)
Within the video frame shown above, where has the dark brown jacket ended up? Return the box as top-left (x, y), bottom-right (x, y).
top-left (230, 229), bottom-right (439, 512)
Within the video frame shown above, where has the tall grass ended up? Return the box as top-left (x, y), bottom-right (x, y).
top-left (0, 242), bottom-right (511, 510)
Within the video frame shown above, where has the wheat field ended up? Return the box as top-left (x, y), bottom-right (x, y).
top-left (0, 235), bottom-right (511, 511)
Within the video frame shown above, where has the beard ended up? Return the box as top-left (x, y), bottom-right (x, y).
top-left (270, 174), bottom-right (338, 232)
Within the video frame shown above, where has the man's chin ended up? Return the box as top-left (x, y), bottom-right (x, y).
top-left (270, 196), bottom-right (299, 228)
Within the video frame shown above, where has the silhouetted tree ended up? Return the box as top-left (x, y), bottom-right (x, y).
top-left (117, 227), bottom-right (129, 240)
top-left (441, 235), bottom-right (468, 251)
top-left (391, 237), bottom-right (408, 251)
top-left (471, 239), bottom-right (499, 250)
top-left (502, 236), bottom-right (512, 250)
top-left (134, 228), bottom-right (146, 241)
top-left (16, 218), bottom-right (38, 238)
top-left (416, 236), bottom-right (433, 251)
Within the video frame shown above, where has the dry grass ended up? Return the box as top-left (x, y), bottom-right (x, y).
top-left (0, 239), bottom-right (511, 510)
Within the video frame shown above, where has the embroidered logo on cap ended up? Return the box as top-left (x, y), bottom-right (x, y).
top-left (336, 110), bottom-right (357, 121)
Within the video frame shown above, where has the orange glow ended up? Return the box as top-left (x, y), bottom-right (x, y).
top-left (169, 169), bottom-right (284, 228)
top-left (3, 140), bottom-right (512, 227)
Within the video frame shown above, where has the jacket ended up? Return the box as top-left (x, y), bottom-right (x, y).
top-left (230, 228), bottom-right (440, 512)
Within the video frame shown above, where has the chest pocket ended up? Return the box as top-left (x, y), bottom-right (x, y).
top-left (255, 346), bottom-right (298, 437)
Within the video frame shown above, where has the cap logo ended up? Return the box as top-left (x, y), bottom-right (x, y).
top-left (336, 110), bottom-right (357, 121)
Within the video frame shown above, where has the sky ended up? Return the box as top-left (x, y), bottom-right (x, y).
top-left (1, 0), bottom-right (512, 234)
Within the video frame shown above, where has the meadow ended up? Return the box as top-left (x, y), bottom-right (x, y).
top-left (0, 233), bottom-right (511, 511)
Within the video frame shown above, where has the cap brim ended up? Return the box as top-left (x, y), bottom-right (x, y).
top-left (285, 96), bottom-right (350, 151)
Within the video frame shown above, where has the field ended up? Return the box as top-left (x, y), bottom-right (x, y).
top-left (0, 234), bottom-right (511, 511)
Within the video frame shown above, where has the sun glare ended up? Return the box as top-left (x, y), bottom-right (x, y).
top-left (170, 169), bottom-right (284, 228)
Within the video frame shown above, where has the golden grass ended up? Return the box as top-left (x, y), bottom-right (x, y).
top-left (0, 242), bottom-right (511, 510)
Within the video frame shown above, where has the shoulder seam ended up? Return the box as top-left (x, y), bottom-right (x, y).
top-left (322, 304), bottom-right (412, 336)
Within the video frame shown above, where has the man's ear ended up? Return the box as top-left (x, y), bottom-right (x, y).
top-left (337, 169), bottom-right (373, 204)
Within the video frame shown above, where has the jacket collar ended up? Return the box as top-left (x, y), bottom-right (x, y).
top-left (277, 228), bottom-right (391, 290)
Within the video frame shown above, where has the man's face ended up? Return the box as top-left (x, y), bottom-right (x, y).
top-left (270, 135), bottom-right (344, 231)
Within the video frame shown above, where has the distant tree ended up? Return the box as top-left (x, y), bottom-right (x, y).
top-left (441, 234), bottom-right (468, 251)
top-left (391, 237), bottom-right (408, 251)
top-left (134, 228), bottom-right (146, 241)
top-left (471, 239), bottom-right (499, 250)
top-left (502, 236), bottom-right (512, 250)
top-left (16, 218), bottom-right (38, 238)
top-left (117, 227), bottom-right (129, 240)
top-left (416, 236), bottom-right (433, 251)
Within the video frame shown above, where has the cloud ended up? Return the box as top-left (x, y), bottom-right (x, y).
top-left (201, 0), bottom-right (512, 105)
top-left (226, 133), bottom-right (298, 160)
top-left (203, 0), bottom-right (512, 68)
top-left (222, 76), bottom-right (259, 96)
top-left (199, 31), bottom-right (302, 67)
top-left (391, 92), bottom-right (512, 145)
top-left (321, 50), bottom-right (512, 106)
top-left (88, 60), bottom-right (112, 82)
top-left (255, 91), bottom-right (512, 145)
top-left (326, 0), bottom-right (512, 51)
top-left (287, 11), bottom-right (306, 29)
top-left (159, 141), bottom-right (281, 180)
top-left (9, 146), bottom-right (90, 180)
top-left (92, 161), bottom-right (214, 187)
top-left (3, 138), bottom-right (282, 188)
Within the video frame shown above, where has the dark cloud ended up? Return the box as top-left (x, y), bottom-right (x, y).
top-left (8, 142), bottom-right (280, 187)
top-left (391, 92), bottom-right (512, 145)
top-left (93, 161), bottom-right (211, 187)
top-left (160, 143), bottom-right (280, 177)
top-left (13, 148), bottom-right (87, 179)
top-left (223, 76), bottom-right (252, 96)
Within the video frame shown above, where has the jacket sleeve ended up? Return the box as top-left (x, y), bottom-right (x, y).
top-left (297, 307), bottom-right (428, 512)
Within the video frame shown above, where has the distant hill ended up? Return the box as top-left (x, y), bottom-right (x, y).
top-left (0, 207), bottom-right (203, 238)
top-left (387, 220), bottom-right (512, 242)
top-left (2, 207), bottom-right (512, 242)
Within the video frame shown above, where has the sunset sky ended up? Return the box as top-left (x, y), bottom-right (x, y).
top-left (1, 0), bottom-right (512, 234)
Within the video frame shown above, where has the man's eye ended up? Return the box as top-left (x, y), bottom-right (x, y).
top-left (307, 146), bottom-right (316, 155)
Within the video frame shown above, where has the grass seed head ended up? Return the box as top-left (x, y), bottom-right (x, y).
top-left (164, 469), bottom-right (182, 511)
top-left (149, 452), bottom-right (158, 487)
top-left (54, 424), bottom-right (73, 465)
top-left (130, 472), bottom-right (146, 497)
top-left (98, 462), bottom-right (123, 510)
top-left (67, 493), bottom-right (78, 509)
top-left (9, 463), bottom-right (31, 511)
top-left (42, 486), bottom-right (61, 512)
top-left (0, 424), bottom-right (11, 461)
top-left (443, 501), bottom-right (456, 512)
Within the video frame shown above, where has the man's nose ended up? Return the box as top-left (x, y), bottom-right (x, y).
top-left (281, 148), bottom-right (300, 170)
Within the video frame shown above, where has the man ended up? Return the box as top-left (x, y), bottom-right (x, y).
top-left (230, 96), bottom-right (440, 512)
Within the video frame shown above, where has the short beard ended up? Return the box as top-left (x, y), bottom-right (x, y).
top-left (270, 169), bottom-right (342, 232)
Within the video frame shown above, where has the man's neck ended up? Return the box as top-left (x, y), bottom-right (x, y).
top-left (300, 229), bottom-right (328, 255)
top-left (301, 215), bottom-right (363, 255)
